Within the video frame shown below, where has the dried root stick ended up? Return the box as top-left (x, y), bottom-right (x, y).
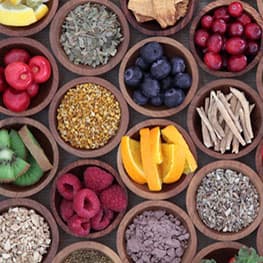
top-left (232, 136), bottom-right (240, 153)
top-left (239, 108), bottom-right (251, 144)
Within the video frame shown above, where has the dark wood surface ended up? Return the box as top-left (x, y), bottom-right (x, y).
top-left (0, 0), bottom-right (262, 260)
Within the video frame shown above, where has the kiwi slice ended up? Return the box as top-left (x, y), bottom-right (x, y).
top-left (14, 154), bottom-right (44, 186)
top-left (9, 129), bottom-right (27, 160)
top-left (0, 129), bottom-right (10, 148)
top-left (0, 148), bottom-right (30, 183)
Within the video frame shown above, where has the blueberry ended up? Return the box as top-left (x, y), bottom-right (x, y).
top-left (164, 88), bottom-right (185, 108)
top-left (161, 76), bottom-right (172, 90)
top-left (171, 57), bottom-right (186, 75)
top-left (150, 59), bottom-right (171, 80)
top-left (140, 42), bottom-right (164, 64)
top-left (133, 90), bottom-right (148, 105)
top-left (141, 78), bottom-right (160, 98)
top-left (135, 57), bottom-right (149, 71)
top-left (150, 95), bottom-right (163, 106)
top-left (174, 73), bottom-right (192, 90)
top-left (124, 66), bottom-right (143, 87)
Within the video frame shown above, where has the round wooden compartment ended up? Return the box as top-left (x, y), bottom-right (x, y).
top-left (120, 0), bottom-right (196, 36)
top-left (186, 160), bottom-right (263, 241)
top-left (256, 56), bottom-right (263, 101)
top-left (49, 0), bottom-right (130, 76)
top-left (116, 200), bottom-right (197, 263)
top-left (0, 37), bottom-right (59, 117)
top-left (255, 140), bottom-right (263, 179)
top-left (189, 0), bottom-right (263, 78)
top-left (48, 76), bottom-right (129, 158)
top-left (0, 198), bottom-right (59, 263)
top-left (117, 118), bottom-right (197, 200)
top-left (0, 117), bottom-right (59, 198)
top-left (50, 159), bottom-right (128, 239)
top-left (119, 37), bottom-right (199, 117)
top-left (187, 79), bottom-right (263, 160)
top-left (257, 219), bottom-right (263, 255)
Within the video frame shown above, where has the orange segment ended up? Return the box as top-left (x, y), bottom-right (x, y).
top-left (120, 136), bottom-right (146, 184)
top-left (140, 128), bottom-right (162, 191)
top-left (150, 126), bottom-right (163, 164)
top-left (160, 143), bottom-right (185, 184)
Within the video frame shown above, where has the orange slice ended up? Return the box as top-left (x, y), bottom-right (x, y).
top-left (150, 126), bottom-right (163, 164)
top-left (120, 136), bottom-right (146, 184)
top-left (160, 143), bottom-right (185, 183)
top-left (140, 128), bottom-right (162, 191)
top-left (161, 125), bottom-right (197, 174)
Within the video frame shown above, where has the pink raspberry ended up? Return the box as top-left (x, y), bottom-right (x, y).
top-left (67, 215), bottom-right (90, 237)
top-left (73, 189), bottom-right (100, 219)
top-left (60, 199), bottom-right (74, 222)
top-left (100, 184), bottom-right (128, 212)
top-left (56, 173), bottom-right (82, 200)
top-left (91, 208), bottom-right (114, 231)
top-left (84, 166), bottom-right (114, 192)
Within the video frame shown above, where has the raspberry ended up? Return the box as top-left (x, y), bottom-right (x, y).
top-left (67, 215), bottom-right (90, 237)
top-left (60, 199), bottom-right (74, 222)
top-left (56, 173), bottom-right (82, 200)
top-left (73, 189), bottom-right (100, 219)
top-left (100, 185), bottom-right (128, 212)
top-left (91, 208), bottom-right (114, 231)
top-left (84, 166), bottom-right (114, 192)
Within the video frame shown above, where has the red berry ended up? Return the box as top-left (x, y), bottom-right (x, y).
top-left (4, 48), bottom-right (30, 65)
top-left (225, 37), bottom-right (246, 55)
top-left (245, 23), bottom-right (262, 40)
top-left (207, 34), bottom-right (223, 53)
top-left (227, 55), bottom-right (247, 72)
top-left (214, 7), bottom-right (230, 21)
top-left (60, 199), bottom-right (74, 222)
top-left (0, 67), bottom-right (7, 92)
top-left (194, 29), bottom-right (209, 47)
top-left (237, 13), bottom-right (252, 26)
top-left (26, 82), bottom-right (39, 98)
top-left (67, 215), bottom-right (90, 237)
top-left (246, 41), bottom-right (259, 55)
top-left (201, 15), bottom-right (213, 29)
top-left (204, 52), bottom-right (222, 70)
top-left (228, 2), bottom-right (243, 17)
top-left (91, 208), bottom-right (114, 231)
top-left (212, 19), bottom-right (227, 34)
top-left (228, 22), bottom-right (244, 36)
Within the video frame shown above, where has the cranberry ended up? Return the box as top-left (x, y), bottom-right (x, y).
top-left (212, 19), bottom-right (227, 34)
top-left (245, 23), bottom-right (262, 40)
top-left (201, 15), bottom-right (213, 29)
top-left (237, 13), bottom-right (252, 26)
top-left (228, 2), bottom-right (243, 17)
top-left (214, 7), bottom-right (230, 21)
top-left (26, 82), bottom-right (39, 98)
top-left (0, 67), bottom-right (7, 92)
top-left (228, 22), bottom-right (244, 36)
top-left (207, 34), bottom-right (223, 53)
top-left (194, 29), bottom-right (209, 47)
top-left (225, 37), bottom-right (246, 55)
top-left (246, 41), bottom-right (259, 55)
top-left (204, 52), bottom-right (222, 70)
top-left (227, 55), bottom-right (247, 72)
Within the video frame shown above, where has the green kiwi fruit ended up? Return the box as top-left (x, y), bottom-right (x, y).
top-left (9, 129), bottom-right (27, 159)
top-left (0, 129), bottom-right (10, 148)
top-left (14, 154), bottom-right (44, 186)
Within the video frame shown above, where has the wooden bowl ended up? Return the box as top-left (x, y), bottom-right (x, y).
top-left (256, 56), bottom-right (263, 101)
top-left (189, 0), bottom-right (263, 78)
top-left (187, 79), bottom-right (263, 159)
top-left (116, 200), bottom-right (197, 263)
top-left (48, 76), bottom-right (129, 158)
top-left (257, 0), bottom-right (263, 20)
top-left (49, 0), bottom-right (130, 76)
top-left (0, 37), bottom-right (59, 117)
top-left (186, 160), bottom-right (263, 241)
top-left (0, 117), bottom-right (59, 198)
top-left (0, 198), bottom-right (59, 262)
top-left (120, 0), bottom-right (196, 36)
top-left (255, 140), bottom-right (263, 179)
top-left (192, 242), bottom-right (245, 263)
top-left (119, 37), bottom-right (199, 117)
top-left (257, 219), bottom-right (263, 255)
top-left (117, 118), bottom-right (198, 200)
top-left (50, 159), bottom-right (128, 239)
top-left (53, 241), bottom-right (121, 263)
top-left (0, 0), bottom-right (58, 36)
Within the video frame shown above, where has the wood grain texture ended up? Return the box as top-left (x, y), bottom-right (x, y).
top-left (53, 241), bottom-right (122, 263)
top-left (0, 117), bottom-right (59, 198)
top-left (0, 198), bottom-right (59, 262)
top-left (256, 56), bottom-right (263, 100)
top-left (255, 139), bottom-right (263, 179)
top-left (116, 200), bottom-right (197, 263)
top-left (189, 0), bottom-right (263, 77)
top-left (120, 0), bottom-right (196, 36)
top-left (49, 0), bottom-right (130, 76)
top-left (117, 118), bottom-right (197, 200)
top-left (186, 160), bottom-right (263, 241)
top-left (0, 0), bottom-right (58, 36)
top-left (50, 159), bottom-right (128, 239)
top-left (187, 79), bottom-right (263, 159)
top-left (119, 37), bottom-right (199, 117)
top-left (48, 76), bottom-right (129, 158)
top-left (257, 220), bottom-right (263, 255)
top-left (0, 38), bottom-right (59, 117)
top-left (192, 242), bottom-right (245, 263)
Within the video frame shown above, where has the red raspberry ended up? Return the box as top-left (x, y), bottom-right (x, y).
top-left (67, 215), bottom-right (90, 237)
top-left (60, 199), bottom-right (74, 222)
top-left (91, 208), bottom-right (114, 231)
